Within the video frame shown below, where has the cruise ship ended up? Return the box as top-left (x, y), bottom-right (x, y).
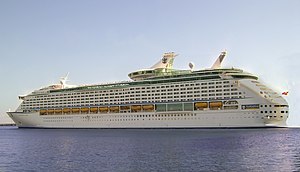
top-left (7, 51), bottom-right (289, 128)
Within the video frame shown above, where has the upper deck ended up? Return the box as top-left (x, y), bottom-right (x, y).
top-left (28, 51), bottom-right (258, 95)
top-left (47, 67), bottom-right (257, 94)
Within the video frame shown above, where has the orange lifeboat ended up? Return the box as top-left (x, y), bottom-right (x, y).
top-left (90, 107), bottom-right (99, 113)
top-left (131, 105), bottom-right (141, 112)
top-left (142, 104), bottom-right (154, 111)
top-left (209, 101), bottom-right (223, 110)
top-left (99, 107), bottom-right (108, 113)
top-left (109, 106), bottom-right (119, 113)
top-left (63, 108), bottom-right (71, 113)
top-left (195, 102), bottom-right (208, 109)
top-left (120, 106), bottom-right (130, 111)
top-left (55, 109), bottom-right (62, 114)
top-left (72, 108), bottom-right (80, 113)
top-left (81, 107), bottom-right (89, 113)
top-left (47, 109), bottom-right (54, 114)
top-left (40, 109), bottom-right (47, 115)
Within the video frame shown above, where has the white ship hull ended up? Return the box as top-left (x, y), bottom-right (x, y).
top-left (7, 52), bottom-right (290, 129)
top-left (7, 109), bottom-right (288, 128)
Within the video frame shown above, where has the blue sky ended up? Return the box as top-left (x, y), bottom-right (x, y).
top-left (0, 0), bottom-right (299, 125)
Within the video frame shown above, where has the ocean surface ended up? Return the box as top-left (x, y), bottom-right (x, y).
top-left (0, 127), bottom-right (299, 172)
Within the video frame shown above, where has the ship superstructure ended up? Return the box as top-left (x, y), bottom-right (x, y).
top-left (7, 51), bottom-right (289, 128)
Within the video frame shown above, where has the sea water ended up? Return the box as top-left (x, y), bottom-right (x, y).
top-left (0, 127), bottom-right (299, 172)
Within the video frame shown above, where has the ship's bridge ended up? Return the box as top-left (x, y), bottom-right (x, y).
top-left (128, 52), bottom-right (177, 81)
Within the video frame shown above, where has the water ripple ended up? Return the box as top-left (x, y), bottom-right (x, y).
top-left (0, 127), bottom-right (299, 172)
